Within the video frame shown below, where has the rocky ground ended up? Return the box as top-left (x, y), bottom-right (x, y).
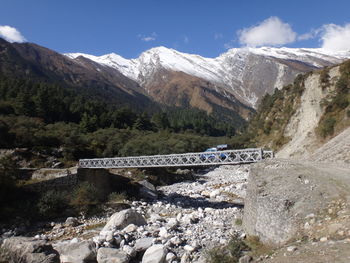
top-left (0, 165), bottom-right (250, 263)
top-left (2, 159), bottom-right (350, 263)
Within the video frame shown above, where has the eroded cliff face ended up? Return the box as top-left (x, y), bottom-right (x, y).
top-left (249, 60), bottom-right (350, 162)
top-left (277, 67), bottom-right (340, 159)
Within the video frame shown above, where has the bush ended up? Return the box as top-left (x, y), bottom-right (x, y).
top-left (37, 190), bottom-right (70, 219)
top-left (108, 192), bottom-right (127, 203)
top-left (206, 247), bottom-right (233, 263)
top-left (234, 218), bottom-right (242, 226)
top-left (206, 235), bottom-right (248, 263)
top-left (320, 69), bottom-right (330, 89)
top-left (0, 156), bottom-right (18, 204)
top-left (320, 117), bottom-right (336, 137)
top-left (70, 182), bottom-right (100, 215)
top-left (333, 94), bottom-right (349, 109)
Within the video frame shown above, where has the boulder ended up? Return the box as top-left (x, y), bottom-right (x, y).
top-left (165, 252), bottom-right (176, 262)
top-left (0, 236), bottom-right (59, 263)
top-left (54, 240), bottom-right (96, 263)
top-left (142, 244), bottom-right (167, 263)
top-left (238, 255), bottom-right (252, 263)
top-left (139, 180), bottom-right (158, 200)
top-left (65, 217), bottom-right (79, 227)
top-left (97, 248), bottom-right (129, 263)
top-left (243, 159), bottom-right (350, 245)
top-left (134, 238), bottom-right (154, 252)
top-left (102, 209), bottom-right (147, 233)
top-left (122, 224), bottom-right (137, 233)
top-left (166, 218), bottom-right (178, 230)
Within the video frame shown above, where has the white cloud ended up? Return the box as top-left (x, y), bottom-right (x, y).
top-left (320, 23), bottom-right (350, 52)
top-left (298, 32), bottom-right (314, 41)
top-left (139, 32), bottom-right (157, 42)
top-left (238, 16), bottom-right (296, 47)
top-left (0, 25), bottom-right (26, 43)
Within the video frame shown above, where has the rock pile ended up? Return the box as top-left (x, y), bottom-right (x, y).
top-left (1, 165), bottom-right (249, 263)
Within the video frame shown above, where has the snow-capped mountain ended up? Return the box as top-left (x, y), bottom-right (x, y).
top-left (66, 47), bottom-right (350, 108)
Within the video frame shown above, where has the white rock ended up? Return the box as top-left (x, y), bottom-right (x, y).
top-left (287, 246), bottom-right (297, 252)
top-left (97, 247), bottom-right (129, 263)
top-left (105, 232), bottom-right (114, 243)
top-left (166, 218), bottom-right (178, 230)
top-left (149, 214), bottom-right (162, 223)
top-left (70, 238), bottom-right (79, 244)
top-left (180, 252), bottom-right (190, 263)
top-left (304, 222), bottom-right (310, 229)
top-left (142, 244), bottom-right (167, 263)
top-left (102, 209), bottom-right (146, 233)
top-left (204, 208), bottom-right (213, 213)
top-left (65, 217), bottom-right (79, 227)
top-left (123, 224), bottom-right (138, 233)
top-left (114, 235), bottom-right (123, 246)
top-left (210, 189), bottom-right (221, 198)
top-left (170, 236), bottom-right (182, 246)
top-left (320, 237), bottom-right (328, 242)
top-left (165, 252), bottom-right (176, 262)
top-left (55, 240), bottom-right (96, 263)
top-left (134, 237), bottom-right (154, 252)
top-left (123, 245), bottom-right (136, 257)
top-left (184, 245), bottom-right (195, 252)
top-left (185, 229), bottom-right (193, 235)
top-left (176, 213), bottom-right (183, 221)
top-left (159, 227), bottom-right (169, 238)
top-left (200, 190), bottom-right (211, 197)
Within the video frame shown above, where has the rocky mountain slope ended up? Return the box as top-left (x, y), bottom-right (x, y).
top-left (66, 47), bottom-right (350, 109)
top-left (277, 61), bottom-right (350, 160)
top-left (0, 38), bottom-right (156, 111)
top-left (249, 59), bottom-right (350, 161)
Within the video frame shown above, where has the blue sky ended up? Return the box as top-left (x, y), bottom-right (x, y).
top-left (0, 0), bottom-right (350, 58)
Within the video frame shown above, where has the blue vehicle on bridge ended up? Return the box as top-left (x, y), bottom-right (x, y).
top-left (200, 144), bottom-right (229, 161)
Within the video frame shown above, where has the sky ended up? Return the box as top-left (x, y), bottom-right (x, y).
top-left (0, 0), bottom-right (350, 58)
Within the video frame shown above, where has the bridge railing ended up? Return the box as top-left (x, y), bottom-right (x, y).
top-left (79, 148), bottom-right (273, 169)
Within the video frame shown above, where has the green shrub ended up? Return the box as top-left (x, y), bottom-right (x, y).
top-left (206, 247), bottom-right (233, 263)
top-left (37, 190), bottom-right (70, 219)
top-left (0, 156), bottom-right (18, 208)
top-left (70, 182), bottom-right (100, 215)
top-left (234, 218), bottom-right (242, 226)
top-left (206, 235), bottom-right (248, 263)
top-left (320, 117), bottom-right (336, 137)
top-left (320, 69), bottom-right (330, 89)
top-left (108, 192), bottom-right (127, 203)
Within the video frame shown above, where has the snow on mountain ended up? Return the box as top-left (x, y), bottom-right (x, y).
top-left (65, 47), bottom-right (350, 108)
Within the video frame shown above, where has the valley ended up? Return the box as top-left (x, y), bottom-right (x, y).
top-left (0, 38), bottom-right (350, 263)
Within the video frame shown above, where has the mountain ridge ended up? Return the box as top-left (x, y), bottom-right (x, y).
top-left (66, 46), bottom-right (350, 108)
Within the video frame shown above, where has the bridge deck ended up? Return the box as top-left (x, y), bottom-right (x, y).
top-left (79, 148), bottom-right (274, 169)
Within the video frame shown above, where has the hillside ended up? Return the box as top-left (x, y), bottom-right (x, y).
top-left (0, 38), bottom-right (155, 112)
top-left (0, 38), bottom-right (250, 125)
top-left (249, 60), bottom-right (350, 161)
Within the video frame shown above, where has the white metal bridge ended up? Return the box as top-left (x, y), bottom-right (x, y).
top-left (79, 148), bottom-right (274, 169)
